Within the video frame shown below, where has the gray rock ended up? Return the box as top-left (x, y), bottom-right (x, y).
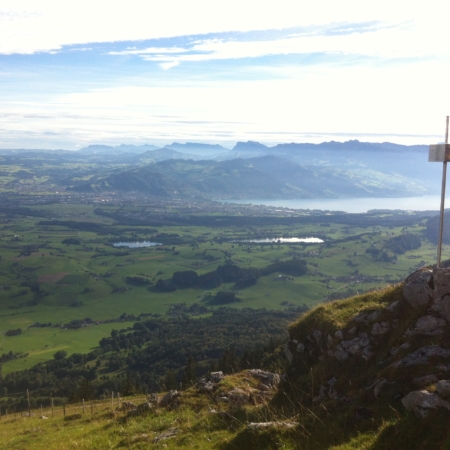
top-left (296, 343), bottom-right (305, 353)
top-left (258, 383), bottom-right (270, 392)
top-left (431, 268), bottom-right (450, 300)
top-left (403, 270), bottom-right (432, 308)
top-left (159, 390), bottom-right (181, 408)
top-left (327, 334), bottom-right (335, 347)
top-left (352, 312), bottom-right (369, 323)
top-left (200, 381), bottom-right (216, 393)
top-left (431, 297), bottom-right (450, 322)
top-left (371, 322), bottom-right (390, 336)
top-left (333, 349), bottom-right (349, 361)
top-left (390, 345), bottom-right (450, 368)
top-left (412, 374), bottom-right (438, 388)
top-left (436, 380), bottom-right (450, 399)
top-left (121, 401), bottom-right (137, 411)
top-left (341, 336), bottom-right (370, 355)
top-left (228, 388), bottom-right (250, 408)
top-left (406, 315), bottom-right (446, 336)
top-left (247, 369), bottom-right (280, 388)
top-left (385, 300), bottom-right (400, 312)
top-left (210, 371), bottom-right (225, 383)
top-left (373, 378), bottom-right (388, 398)
top-left (401, 390), bottom-right (450, 418)
top-left (334, 330), bottom-right (344, 340)
top-left (247, 421), bottom-right (298, 429)
top-left (312, 330), bottom-right (322, 342)
top-left (153, 428), bottom-right (180, 443)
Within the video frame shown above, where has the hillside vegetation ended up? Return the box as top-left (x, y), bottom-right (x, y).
top-left (3, 268), bottom-right (450, 448)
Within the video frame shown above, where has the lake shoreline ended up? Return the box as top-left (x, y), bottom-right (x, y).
top-left (222, 195), bottom-right (442, 214)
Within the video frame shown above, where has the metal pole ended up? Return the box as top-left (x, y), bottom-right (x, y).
top-left (437, 116), bottom-right (450, 267)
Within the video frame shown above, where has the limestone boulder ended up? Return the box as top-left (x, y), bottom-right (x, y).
top-left (210, 371), bottom-right (225, 383)
top-left (159, 390), bottom-right (181, 408)
top-left (436, 380), bottom-right (450, 399)
top-left (431, 268), bottom-right (450, 300)
top-left (390, 345), bottom-right (450, 368)
top-left (403, 270), bottom-right (432, 308)
top-left (247, 369), bottom-right (280, 388)
top-left (402, 390), bottom-right (450, 418)
top-left (405, 315), bottom-right (446, 336)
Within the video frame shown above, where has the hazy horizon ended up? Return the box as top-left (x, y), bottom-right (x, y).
top-left (1, 1), bottom-right (448, 149)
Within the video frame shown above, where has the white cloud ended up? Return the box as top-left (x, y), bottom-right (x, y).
top-left (0, 0), bottom-right (446, 55)
top-left (123, 24), bottom-right (449, 69)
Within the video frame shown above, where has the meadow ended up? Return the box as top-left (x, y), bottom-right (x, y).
top-left (0, 202), bottom-right (445, 373)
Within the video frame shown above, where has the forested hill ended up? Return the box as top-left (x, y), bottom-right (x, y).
top-left (69, 154), bottom-right (432, 199)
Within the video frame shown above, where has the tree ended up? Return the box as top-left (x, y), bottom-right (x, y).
top-left (73, 378), bottom-right (94, 401)
top-left (53, 350), bottom-right (67, 360)
top-left (163, 370), bottom-right (177, 391)
top-left (182, 356), bottom-right (197, 388)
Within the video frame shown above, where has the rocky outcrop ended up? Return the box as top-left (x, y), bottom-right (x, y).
top-left (247, 421), bottom-right (298, 430)
top-left (403, 268), bottom-right (450, 324)
top-left (389, 345), bottom-right (450, 368)
top-left (283, 268), bottom-right (450, 420)
top-left (404, 315), bottom-right (446, 337)
top-left (402, 389), bottom-right (450, 418)
top-left (159, 390), bottom-right (181, 408)
top-left (152, 428), bottom-right (180, 443)
top-left (403, 270), bottom-right (433, 307)
top-left (246, 369), bottom-right (280, 388)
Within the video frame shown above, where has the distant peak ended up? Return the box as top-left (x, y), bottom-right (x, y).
top-left (231, 141), bottom-right (269, 152)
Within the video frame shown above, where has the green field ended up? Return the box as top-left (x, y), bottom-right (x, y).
top-left (0, 202), bottom-right (445, 372)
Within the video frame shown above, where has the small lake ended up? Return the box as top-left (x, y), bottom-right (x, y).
top-left (237, 237), bottom-right (324, 244)
top-left (113, 241), bottom-right (162, 248)
top-left (226, 195), bottom-right (442, 214)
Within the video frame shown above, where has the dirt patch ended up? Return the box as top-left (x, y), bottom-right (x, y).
top-left (38, 272), bottom-right (68, 283)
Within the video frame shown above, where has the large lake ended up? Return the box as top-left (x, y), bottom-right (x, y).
top-left (227, 195), bottom-right (443, 214)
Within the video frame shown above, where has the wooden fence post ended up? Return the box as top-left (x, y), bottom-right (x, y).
top-left (51, 397), bottom-right (54, 418)
top-left (27, 389), bottom-right (31, 417)
top-left (63, 402), bottom-right (66, 417)
top-left (111, 391), bottom-right (114, 409)
top-left (91, 400), bottom-right (94, 415)
top-left (82, 399), bottom-right (85, 414)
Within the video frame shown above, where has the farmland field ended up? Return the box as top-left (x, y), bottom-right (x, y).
top-left (0, 200), bottom-right (445, 372)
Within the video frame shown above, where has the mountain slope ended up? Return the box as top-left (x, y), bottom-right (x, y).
top-left (3, 269), bottom-right (450, 448)
top-left (69, 154), bottom-right (431, 199)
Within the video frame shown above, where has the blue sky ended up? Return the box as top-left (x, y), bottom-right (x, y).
top-left (1, 0), bottom-right (449, 149)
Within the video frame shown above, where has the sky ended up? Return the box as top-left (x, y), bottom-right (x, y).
top-left (0, 0), bottom-right (449, 150)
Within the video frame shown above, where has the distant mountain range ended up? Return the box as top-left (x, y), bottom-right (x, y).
top-left (0, 140), bottom-right (440, 200)
top-left (69, 151), bottom-right (437, 200)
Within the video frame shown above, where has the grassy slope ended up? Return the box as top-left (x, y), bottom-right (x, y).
top-left (2, 281), bottom-right (450, 448)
